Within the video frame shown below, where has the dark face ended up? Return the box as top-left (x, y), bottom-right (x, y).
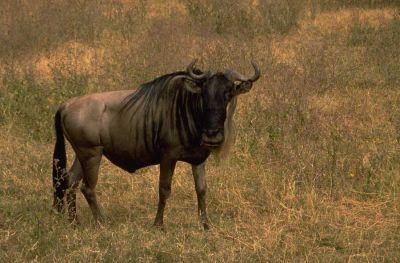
top-left (199, 74), bottom-right (235, 148)
top-left (184, 59), bottom-right (259, 148)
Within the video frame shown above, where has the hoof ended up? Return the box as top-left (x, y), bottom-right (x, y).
top-left (69, 218), bottom-right (80, 228)
top-left (51, 207), bottom-right (62, 215)
top-left (95, 220), bottom-right (106, 229)
top-left (96, 216), bottom-right (106, 224)
top-left (153, 222), bottom-right (165, 231)
top-left (53, 200), bottom-right (64, 214)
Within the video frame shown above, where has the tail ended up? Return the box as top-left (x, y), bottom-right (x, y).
top-left (52, 109), bottom-right (68, 213)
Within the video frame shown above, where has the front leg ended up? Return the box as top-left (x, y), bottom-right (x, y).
top-left (192, 162), bottom-right (210, 230)
top-left (154, 159), bottom-right (176, 229)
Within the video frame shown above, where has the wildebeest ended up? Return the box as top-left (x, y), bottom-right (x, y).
top-left (52, 59), bottom-right (260, 229)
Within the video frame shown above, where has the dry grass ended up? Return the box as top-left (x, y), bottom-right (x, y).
top-left (1, 1), bottom-right (400, 262)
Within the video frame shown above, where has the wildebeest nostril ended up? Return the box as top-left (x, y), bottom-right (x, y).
top-left (205, 128), bottom-right (221, 137)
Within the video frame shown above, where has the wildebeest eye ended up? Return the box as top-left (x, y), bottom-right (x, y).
top-left (233, 80), bottom-right (242, 86)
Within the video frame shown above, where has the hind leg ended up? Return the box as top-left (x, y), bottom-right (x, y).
top-left (52, 160), bottom-right (68, 213)
top-left (77, 147), bottom-right (104, 223)
top-left (66, 158), bottom-right (83, 223)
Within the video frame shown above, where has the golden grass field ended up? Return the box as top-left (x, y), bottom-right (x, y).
top-left (0, 1), bottom-right (399, 262)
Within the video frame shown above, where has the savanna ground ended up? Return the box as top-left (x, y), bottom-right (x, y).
top-left (0, 0), bottom-right (399, 262)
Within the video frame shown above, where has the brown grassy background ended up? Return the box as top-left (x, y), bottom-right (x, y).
top-left (1, 0), bottom-right (399, 262)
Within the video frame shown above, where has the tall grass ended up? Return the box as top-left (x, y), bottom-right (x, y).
top-left (0, 0), bottom-right (106, 59)
top-left (314, 0), bottom-right (400, 11)
top-left (185, 0), bottom-right (306, 36)
top-left (1, 69), bottom-right (88, 141)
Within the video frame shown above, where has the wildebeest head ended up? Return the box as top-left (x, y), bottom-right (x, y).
top-left (182, 59), bottom-right (261, 148)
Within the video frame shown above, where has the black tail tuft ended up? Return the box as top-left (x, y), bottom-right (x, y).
top-left (52, 109), bottom-right (68, 213)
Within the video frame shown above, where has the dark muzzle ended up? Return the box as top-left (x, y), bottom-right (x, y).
top-left (201, 128), bottom-right (224, 148)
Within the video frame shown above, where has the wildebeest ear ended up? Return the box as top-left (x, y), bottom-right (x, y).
top-left (235, 81), bottom-right (253, 95)
top-left (183, 78), bottom-right (202, 94)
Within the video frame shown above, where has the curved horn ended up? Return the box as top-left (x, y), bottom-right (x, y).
top-left (187, 59), bottom-right (210, 80)
top-left (224, 61), bottom-right (261, 82)
top-left (249, 61), bottom-right (261, 82)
